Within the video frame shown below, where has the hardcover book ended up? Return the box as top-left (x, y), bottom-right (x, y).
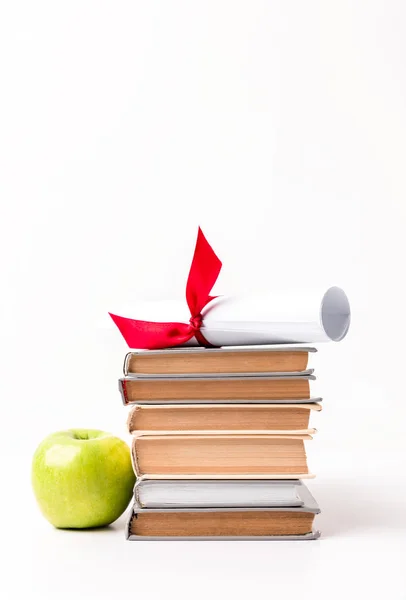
top-left (124, 346), bottom-right (316, 376)
top-left (119, 374), bottom-right (315, 404)
top-left (131, 434), bottom-right (313, 478)
top-left (127, 403), bottom-right (321, 435)
top-left (134, 478), bottom-right (307, 508)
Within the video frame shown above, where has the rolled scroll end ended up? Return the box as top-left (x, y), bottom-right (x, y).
top-left (321, 286), bottom-right (351, 341)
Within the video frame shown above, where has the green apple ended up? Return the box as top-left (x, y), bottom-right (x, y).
top-left (32, 429), bottom-right (135, 529)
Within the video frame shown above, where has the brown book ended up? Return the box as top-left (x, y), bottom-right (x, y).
top-left (124, 346), bottom-right (315, 376)
top-left (124, 346), bottom-right (316, 375)
top-left (127, 403), bottom-right (321, 435)
top-left (128, 509), bottom-right (315, 538)
top-left (131, 434), bottom-right (312, 478)
top-left (120, 375), bottom-right (313, 404)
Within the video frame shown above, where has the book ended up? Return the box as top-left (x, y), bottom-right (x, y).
top-left (131, 434), bottom-right (313, 478)
top-left (124, 346), bottom-right (316, 376)
top-left (126, 485), bottom-right (320, 539)
top-left (127, 403), bottom-right (321, 435)
top-left (128, 508), bottom-right (317, 539)
top-left (133, 479), bottom-right (307, 508)
top-left (119, 374), bottom-right (314, 404)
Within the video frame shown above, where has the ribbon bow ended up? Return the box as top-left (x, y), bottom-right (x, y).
top-left (109, 228), bottom-right (222, 349)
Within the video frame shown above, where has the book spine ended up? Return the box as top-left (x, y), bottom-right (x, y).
top-left (123, 352), bottom-right (132, 377)
top-left (125, 508), bottom-right (136, 541)
top-left (130, 438), bottom-right (141, 478)
top-left (119, 379), bottom-right (129, 405)
top-left (133, 480), bottom-right (145, 508)
top-left (126, 405), bottom-right (140, 434)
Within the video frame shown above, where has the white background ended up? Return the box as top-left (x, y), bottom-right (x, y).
top-left (1, 1), bottom-right (406, 598)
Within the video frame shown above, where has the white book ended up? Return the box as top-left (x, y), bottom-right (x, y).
top-left (134, 479), bottom-right (306, 509)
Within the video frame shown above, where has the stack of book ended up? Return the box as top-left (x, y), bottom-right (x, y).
top-left (120, 346), bottom-right (321, 540)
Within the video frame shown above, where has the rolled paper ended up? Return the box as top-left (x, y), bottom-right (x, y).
top-left (199, 286), bottom-right (351, 346)
top-left (109, 228), bottom-right (350, 349)
top-left (110, 286), bottom-right (350, 348)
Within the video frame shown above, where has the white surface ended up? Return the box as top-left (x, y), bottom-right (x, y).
top-left (1, 0), bottom-right (406, 598)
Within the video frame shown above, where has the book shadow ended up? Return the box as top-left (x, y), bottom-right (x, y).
top-left (313, 480), bottom-right (404, 537)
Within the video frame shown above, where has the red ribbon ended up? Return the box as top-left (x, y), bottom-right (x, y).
top-left (109, 228), bottom-right (222, 349)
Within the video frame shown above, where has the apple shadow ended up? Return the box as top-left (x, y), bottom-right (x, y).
top-left (54, 513), bottom-right (128, 535)
top-left (59, 524), bottom-right (116, 533)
